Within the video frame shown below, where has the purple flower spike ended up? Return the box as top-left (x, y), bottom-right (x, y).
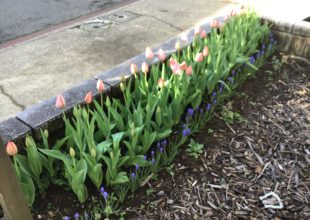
top-left (182, 128), bottom-right (191, 137)
top-left (152, 158), bottom-right (156, 164)
top-left (143, 155), bottom-right (147, 160)
top-left (269, 32), bottom-right (274, 38)
top-left (131, 172), bottom-right (136, 178)
top-left (249, 56), bottom-right (255, 64)
top-left (187, 108), bottom-right (194, 117)
top-left (135, 164), bottom-right (139, 171)
top-left (262, 44), bottom-right (266, 49)
top-left (228, 77), bottom-right (234, 83)
top-left (63, 217), bottom-right (70, 220)
top-left (219, 87), bottom-right (223, 93)
top-left (103, 191), bottom-right (108, 200)
top-left (256, 52), bottom-right (260, 59)
top-left (160, 147), bottom-right (164, 153)
top-left (213, 99), bottom-right (217, 105)
top-left (74, 213), bottom-right (79, 220)
top-left (157, 142), bottom-right (161, 148)
top-left (232, 70), bottom-right (236, 76)
top-left (206, 103), bottom-right (211, 111)
top-left (151, 150), bottom-right (155, 156)
top-left (162, 140), bottom-right (167, 146)
top-left (261, 50), bottom-right (265, 55)
top-left (212, 91), bottom-right (216, 97)
top-left (200, 108), bottom-right (204, 113)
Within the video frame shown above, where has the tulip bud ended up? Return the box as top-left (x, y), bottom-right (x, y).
top-left (180, 61), bottom-right (187, 71)
top-left (203, 46), bottom-right (209, 57)
top-left (181, 32), bottom-right (188, 41)
top-left (25, 136), bottom-right (32, 148)
top-left (43, 129), bottom-right (49, 139)
top-left (158, 78), bottom-right (165, 88)
top-left (91, 148), bottom-right (96, 158)
top-left (156, 106), bottom-right (161, 114)
top-left (141, 62), bottom-right (149, 74)
top-left (55, 95), bottom-right (66, 109)
top-left (96, 79), bottom-right (105, 93)
top-left (145, 46), bottom-right (154, 60)
top-left (175, 41), bottom-right (181, 51)
top-left (211, 20), bottom-right (219, 29)
top-left (230, 9), bottom-right (237, 16)
top-left (6, 141), bottom-right (18, 156)
top-left (200, 30), bottom-right (206, 39)
top-left (130, 64), bottom-right (138, 75)
top-left (120, 82), bottom-right (125, 92)
top-left (195, 53), bottom-right (204, 63)
top-left (194, 25), bottom-right (201, 35)
top-left (120, 76), bottom-right (126, 83)
top-left (70, 147), bottom-right (75, 158)
top-left (158, 49), bottom-right (166, 62)
top-left (84, 91), bottom-right (93, 104)
top-left (186, 66), bottom-right (193, 76)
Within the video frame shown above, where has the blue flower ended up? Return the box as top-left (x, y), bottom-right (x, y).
top-left (232, 70), bottom-right (236, 76)
top-left (63, 217), bottom-right (70, 220)
top-left (74, 213), bottom-right (79, 220)
top-left (228, 77), bottom-right (234, 83)
top-left (219, 86), bottom-right (223, 93)
top-left (212, 91), bottom-right (216, 97)
top-left (131, 172), bottom-right (136, 178)
top-left (100, 186), bottom-right (105, 194)
top-left (206, 103), bottom-right (211, 111)
top-left (143, 155), bottom-right (147, 160)
top-left (157, 142), bottom-right (161, 148)
top-left (160, 147), bottom-right (164, 153)
top-left (135, 164), bottom-right (139, 171)
top-left (269, 32), bottom-right (274, 38)
top-left (249, 56), bottom-right (255, 64)
top-left (162, 140), bottom-right (167, 146)
top-left (103, 191), bottom-right (108, 200)
top-left (187, 108), bottom-right (194, 117)
top-left (262, 44), bottom-right (266, 49)
top-left (213, 99), bottom-right (217, 105)
top-left (199, 108), bottom-right (203, 113)
top-left (182, 128), bottom-right (191, 137)
top-left (261, 50), bottom-right (265, 55)
top-left (151, 151), bottom-right (155, 156)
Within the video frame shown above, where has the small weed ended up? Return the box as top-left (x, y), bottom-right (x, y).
top-left (207, 128), bottom-right (214, 135)
top-left (186, 139), bottom-right (204, 159)
top-left (146, 187), bottom-right (154, 196)
top-left (166, 164), bottom-right (175, 177)
top-left (221, 102), bottom-right (247, 124)
top-left (272, 55), bottom-right (282, 71)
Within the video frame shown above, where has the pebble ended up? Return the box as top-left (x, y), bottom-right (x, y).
top-left (157, 191), bottom-right (165, 197)
top-left (167, 199), bottom-right (174, 204)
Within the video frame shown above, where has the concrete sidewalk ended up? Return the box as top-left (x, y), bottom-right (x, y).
top-left (0, 0), bottom-right (309, 122)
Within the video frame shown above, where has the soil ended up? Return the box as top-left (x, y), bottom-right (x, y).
top-left (32, 52), bottom-right (310, 220)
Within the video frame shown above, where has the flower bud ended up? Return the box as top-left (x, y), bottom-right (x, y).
top-left (145, 46), bottom-right (154, 60)
top-left (6, 141), bottom-right (18, 156)
top-left (84, 92), bottom-right (93, 104)
top-left (91, 148), bottom-right (96, 158)
top-left (186, 65), bottom-right (193, 76)
top-left (158, 78), bottom-right (165, 88)
top-left (55, 95), bottom-right (66, 109)
top-left (180, 61), bottom-right (187, 71)
top-left (130, 64), bottom-right (138, 75)
top-left (43, 129), bottom-right (49, 139)
top-left (96, 79), bottom-right (105, 93)
top-left (203, 46), bottom-right (209, 57)
top-left (200, 30), bottom-right (206, 39)
top-left (141, 62), bottom-right (149, 74)
top-left (156, 106), bottom-right (161, 114)
top-left (194, 25), bottom-right (201, 35)
top-left (195, 53), bottom-right (204, 63)
top-left (158, 49), bottom-right (166, 62)
top-left (70, 147), bottom-right (75, 158)
top-left (175, 41), bottom-right (181, 51)
top-left (120, 82), bottom-right (125, 92)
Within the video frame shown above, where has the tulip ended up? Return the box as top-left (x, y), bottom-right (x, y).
top-left (96, 79), bottom-right (105, 93)
top-left (84, 91), bottom-right (92, 104)
top-left (186, 65), bottom-right (193, 76)
top-left (130, 63), bottom-right (138, 75)
top-left (141, 62), bottom-right (149, 74)
top-left (211, 20), bottom-right (219, 29)
top-left (55, 95), bottom-right (66, 109)
top-left (145, 46), bottom-right (154, 60)
top-left (69, 147), bottom-right (75, 158)
top-left (195, 53), bottom-right (204, 63)
top-left (181, 32), bottom-right (188, 41)
top-left (171, 63), bottom-right (181, 75)
top-left (175, 41), bottom-right (181, 51)
top-left (203, 46), bottom-right (209, 57)
top-left (200, 30), bottom-right (206, 39)
top-left (180, 61), bottom-right (187, 71)
top-left (6, 141), bottom-right (18, 156)
top-left (194, 25), bottom-right (201, 35)
top-left (158, 49), bottom-right (166, 61)
top-left (158, 78), bottom-right (165, 88)
top-left (230, 9), bottom-right (237, 16)
top-left (169, 58), bottom-right (178, 68)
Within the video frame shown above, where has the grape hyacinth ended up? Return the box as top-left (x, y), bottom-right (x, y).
top-left (228, 77), bottom-right (234, 83)
top-left (206, 103), bottom-right (211, 111)
top-left (182, 128), bottom-right (191, 137)
top-left (135, 164), bottom-right (139, 171)
top-left (131, 172), bottom-right (136, 179)
top-left (103, 191), bottom-right (108, 200)
top-left (74, 213), bottom-right (79, 220)
top-left (63, 216), bottom-right (70, 220)
top-left (213, 99), bottom-right (217, 105)
top-left (100, 186), bottom-right (105, 194)
top-left (143, 155), bottom-right (147, 160)
top-left (151, 158), bottom-right (156, 164)
top-left (162, 140), bottom-right (167, 146)
top-left (160, 147), bottom-right (164, 153)
top-left (187, 108), bottom-right (194, 117)
top-left (249, 56), bottom-right (255, 64)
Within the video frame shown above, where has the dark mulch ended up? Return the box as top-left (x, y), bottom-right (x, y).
top-left (123, 53), bottom-right (310, 220)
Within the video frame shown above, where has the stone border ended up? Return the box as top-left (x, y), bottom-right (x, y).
top-left (262, 15), bottom-right (310, 58)
top-left (0, 15), bottom-right (223, 148)
top-left (2, 14), bottom-right (309, 148)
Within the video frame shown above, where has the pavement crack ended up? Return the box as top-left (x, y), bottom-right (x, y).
top-left (0, 84), bottom-right (26, 110)
top-left (132, 12), bottom-right (183, 31)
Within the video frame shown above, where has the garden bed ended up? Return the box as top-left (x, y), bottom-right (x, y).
top-left (31, 53), bottom-right (310, 219)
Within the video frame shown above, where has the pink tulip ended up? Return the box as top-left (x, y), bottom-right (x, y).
top-left (55, 95), bottom-right (66, 109)
top-left (130, 64), bottom-right (138, 75)
top-left (158, 78), bottom-right (165, 88)
top-left (211, 20), bottom-right (219, 29)
top-left (203, 46), bottom-right (209, 57)
top-left (180, 61), bottom-right (187, 71)
top-left (141, 62), bottom-right (149, 74)
top-left (158, 49), bottom-right (166, 61)
top-left (194, 25), bottom-right (201, 35)
top-left (195, 53), bottom-right (204, 63)
top-left (169, 58), bottom-right (178, 68)
top-left (169, 58), bottom-right (181, 75)
top-left (85, 91), bottom-right (93, 104)
top-left (224, 15), bottom-right (229, 21)
top-left (97, 79), bottom-right (105, 93)
top-left (145, 47), bottom-right (154, 60)
top-left (200, 30), bottom-right (207, 39)
top-left (6, 141), bottom-right (18, 156)
top-left (186, 66), bottom-right (193, 76)
top-left (181, 32), bottom-right (188, 41)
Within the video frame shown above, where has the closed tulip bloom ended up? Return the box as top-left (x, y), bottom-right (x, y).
top-left (186, 65), bottom-right (193, 76)
top-left (211, 20), bottom-right (219, 29)
top-left (55, 95), bottom-right (66, 109)
top-left (145, 46), bottom-right (154, 60)
top-left (195, 53), bottom-right (204, 63)
top-left (6, 141), bottom-right (18, 156)
top-left (169, 58), bottom-right (178, 68)
top-left (130, 63), bottom-right (138, 75)
top-left (181, 32), bottom-right (188, 41)
top-left (158, 49), bottom-right (166, 61)
top-left (84, 91), bottom-right (92, 104)
top-left (175, 41), bottom-right (181, 51)
top-left (194, 25), bottom-right (201, 35)
top-left (96, 79), bottom-right (105, 93)
top-left (141, 62), bottom-right (149, 74)
top-left (200, 30), bottom-right (207, 39)
top-left (180, 61), bottom-right (187, 71)
top-left (203, 46), bottom-right (209, 57)
top-left (171, 63), bottom-right (181, 75)
top-left (158, 78), bottom-right (165, 88)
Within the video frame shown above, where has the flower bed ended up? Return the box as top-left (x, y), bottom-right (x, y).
top-left (3, 8), bottom-right (276, 219)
